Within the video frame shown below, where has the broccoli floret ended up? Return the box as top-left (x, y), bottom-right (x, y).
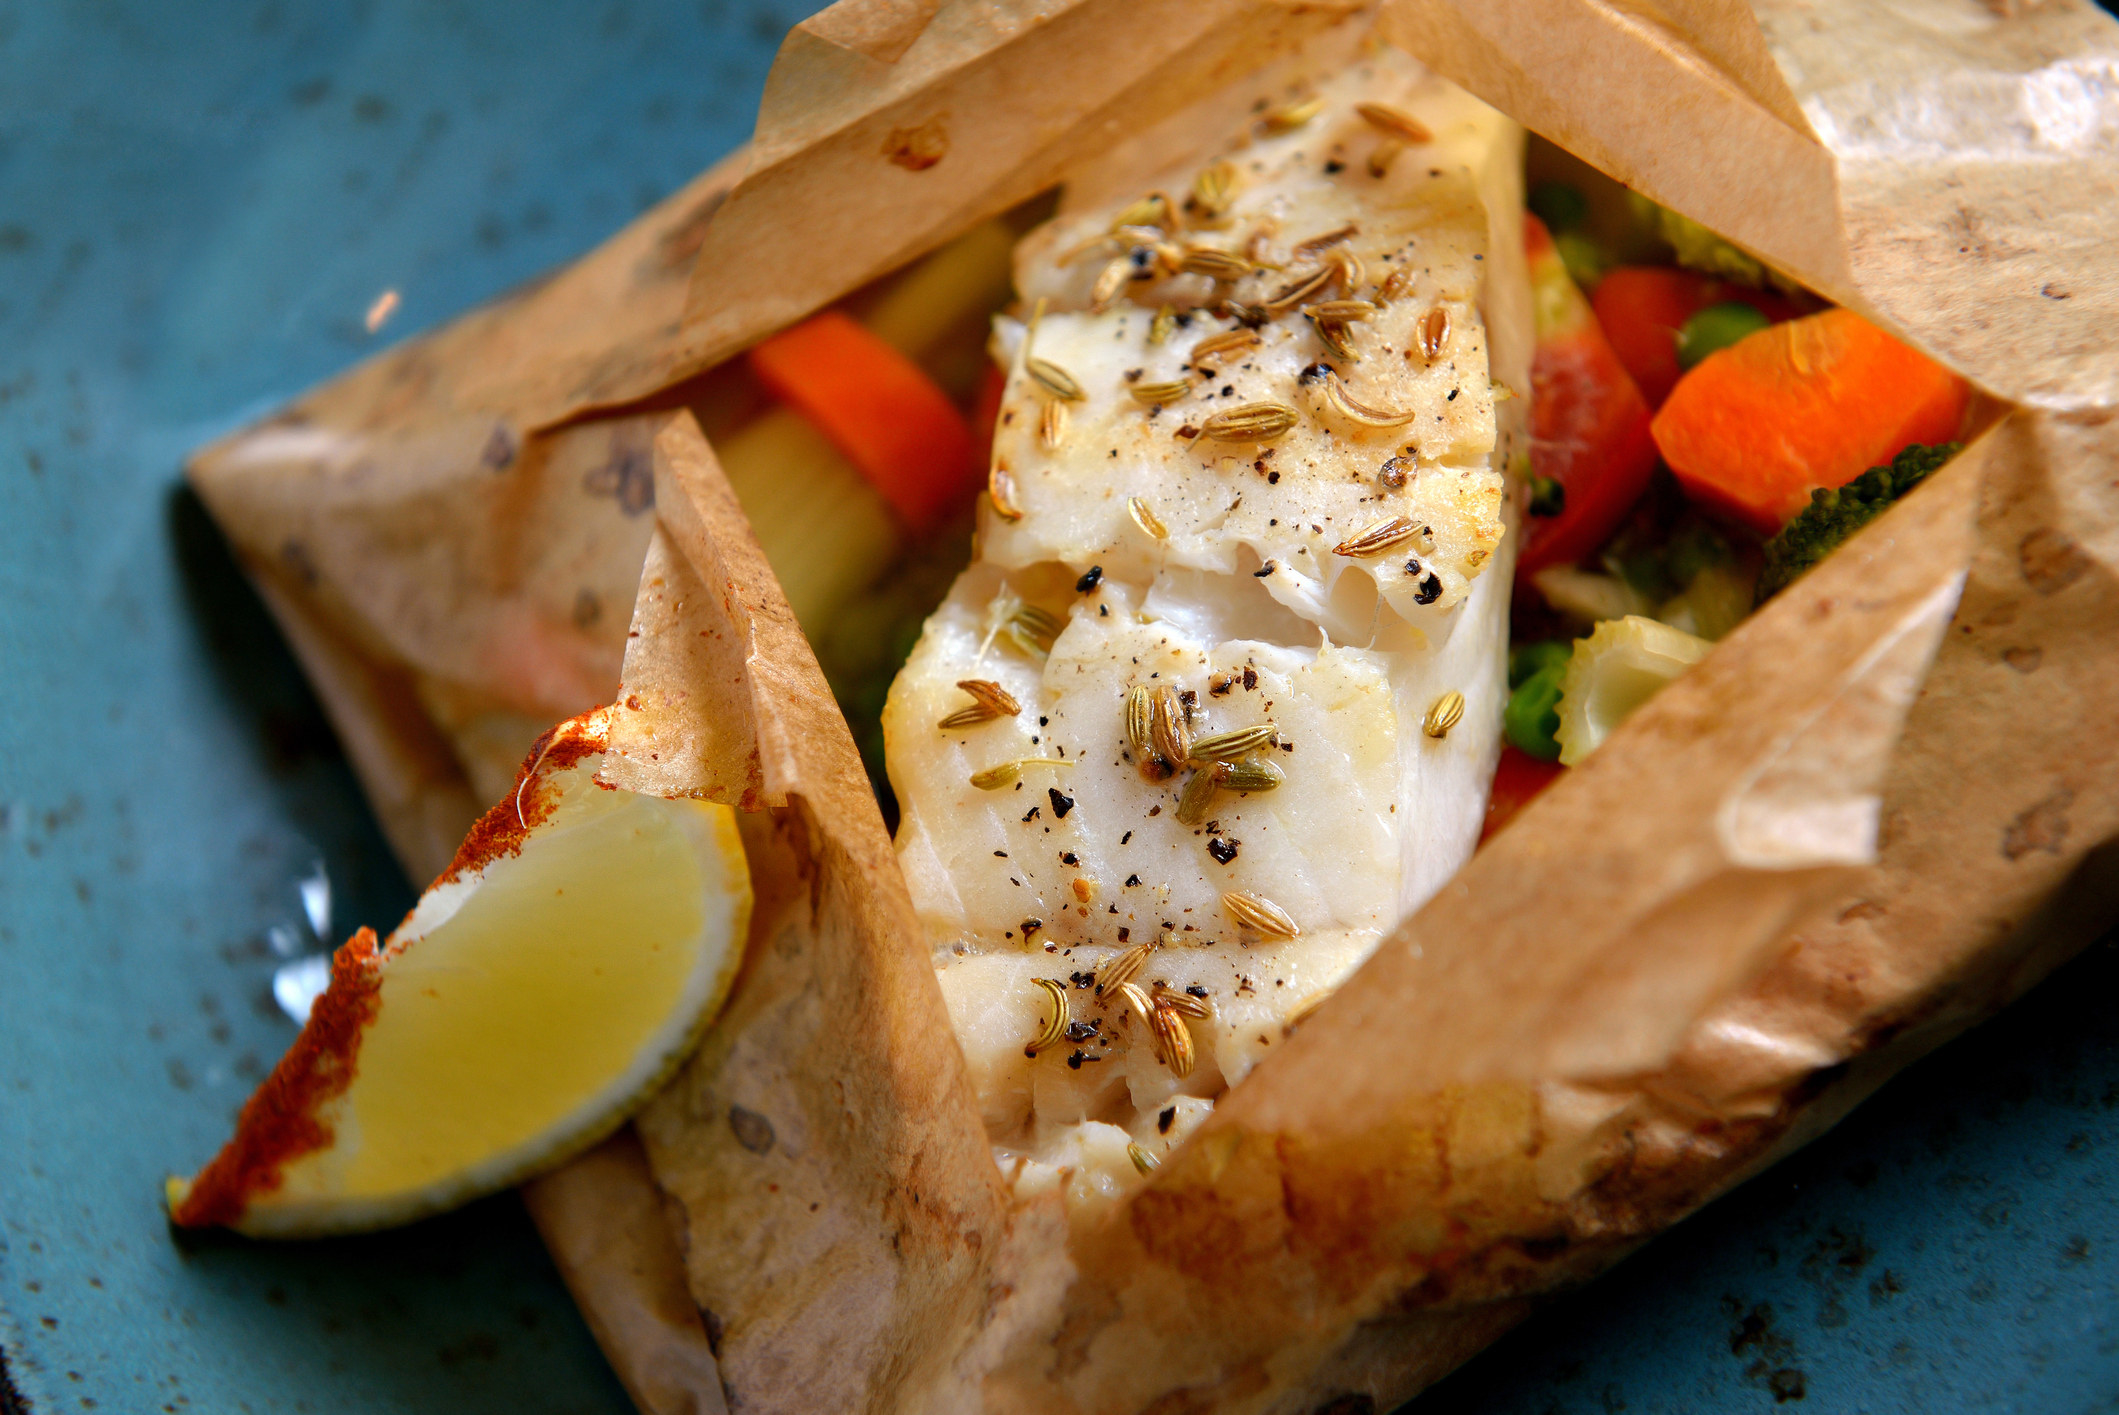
top-left (1625, 193), bottom-right (1801, 294)
top-left (1755, 442), bottom-right (1960, 603)
top-left (1528, 181), bottom-right (1590, 232)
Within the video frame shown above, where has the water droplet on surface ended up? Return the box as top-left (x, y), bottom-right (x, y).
top-left (297, 861), bottom-right (332, 941)
top-left (273, 955), bottom-right (332, 1025)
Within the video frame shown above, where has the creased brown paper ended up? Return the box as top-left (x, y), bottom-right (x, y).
top-left (1383, 0), bottom-right (2119, 410)
top-left (521, 1131), bottom-right (729, 1415)
top-left (593, 411), bottom-right (1015, 1413)
top-left (182, 1), bottom-right (2119, 1412)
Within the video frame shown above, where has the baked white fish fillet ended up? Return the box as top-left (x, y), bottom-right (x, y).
top-left (882, 48), bottom-right (1529, 1222)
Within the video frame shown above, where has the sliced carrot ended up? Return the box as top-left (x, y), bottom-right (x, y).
top-left (747, 309), bottom-right (977, 535)
top-left (1480, 745), bottom-right (1565, 845)
top-left (1590, 268), bottom-right (1804, 409)
top-left (1650, 308), bottom-right (1970, 535)
top-left (1517, 215), bottom-right (1660, 580)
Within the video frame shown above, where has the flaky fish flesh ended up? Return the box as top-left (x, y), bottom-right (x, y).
top-left (883, 48), bottom-right (1530, 1221)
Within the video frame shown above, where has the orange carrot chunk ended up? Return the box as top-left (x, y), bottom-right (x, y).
top-left (1650, 308), bottom-right (1969, 535)
top-left (747, 309), bottom-right (977, 534)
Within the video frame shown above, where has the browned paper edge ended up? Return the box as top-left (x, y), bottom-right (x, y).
top-left (582, 410), bottom-right (1016, 1413)
top-left (522, 1129), bottom-right (730, 1415)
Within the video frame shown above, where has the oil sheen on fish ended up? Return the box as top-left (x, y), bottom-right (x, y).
top-left (882, 48), bottom-right (1528, 1224)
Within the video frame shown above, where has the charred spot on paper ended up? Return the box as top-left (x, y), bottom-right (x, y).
top-left (583, 448), bottom-right (655, 516)
top-left (727, 1104), bottom-right (776, 1155)
top-left (656, 186), bottom-right (730, 271)
top-left (480, 421), bottom-right (517, 471)
top-left (2002, 785), bottom-right (2074, 861)
top-left (883, 114), bottom-right (949, 172)
top-left (2018, 528), bottom-right (2091, 597)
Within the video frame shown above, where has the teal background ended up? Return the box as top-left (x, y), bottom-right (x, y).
top-left (2, 2), bottom-right (2115, 1412)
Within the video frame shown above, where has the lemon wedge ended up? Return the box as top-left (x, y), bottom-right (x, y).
top-left (166, 707), bottom-right (751, 1237)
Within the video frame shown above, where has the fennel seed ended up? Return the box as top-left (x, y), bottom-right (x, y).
top-left (1007, 604), bottom-right (1064, 659)
top-left (1127, 496), bottom-right (1169, 541)
top-left (959, 679), bottom-right (1021, 715)
top-left (1215, 758), bottom-right (1284, 794)
top-left (1027, 356), bottom-right (1084, 402)
top-left (1222, 889), bottom-right (1300, 939)
top-left (1419, 306), bottom-right (1451, 361)
top-left (1283, 989), bottom-right (1332, 1033)
top-left (1180, 245), bottom-right (1254, 283)
top-left (1150, 997), bottom-right (1197, 1078)
top-left (1291, 224), bottom-right (1358, 261)
top-left (1306, 299), bottom-right (1375, 323)
top-left (1039, 397), bottom-right (1069, 451)
top-left (938, 679), bottom-right (1020, 730)
top-left (1424, 690), bottom-right (1466, 739)
top-left (1355, 102), bottom-right (1433, 144)
top-left (1149, 304), bottom-right (1177, 345)
top-left (1091, 257), bottom-right (1130, 313)
top-left (1025, 978), bottom-right (1070, 1055)
top-left (1100, 942), bottom-right (1155, 993)
top-left (1111, 191), bottom-right (1175, 235)
top-left (1175, 767), bottom-right (1220, 826)
top-left (1100, 941), bottom-right (1155, 994)
top-left (988, 464), bottom-right (1024, 521)
top-left (970, 758), bottom-right (1075, 791)
top-left (1262, 264), bottom-right (1336, 313)
top-left (1115, 981), bottom-right (1157, 1041)
top-left (1331, 246), bottom-right (1367, 290)
top-left (1125, 684), bottom-right (1162, 779)
top-left (1187, 724), bottom-right (1277, 762)
top-left (1128, 1141), bottom-right (1159, 1175)
top-left (1198, 402), bottom-right (1298, 441)
top-left (1259, 95), bottom-right (1322, 133)
top-left (1192, 327), bottom-right (1261, 363)
top-left (1189, 161), bottom-right (1236, 224)
top-left (1308, 311), bottom-right (1360, 362)
top-left (1130, 378), bottom-right (1193, 405)
top-left (1320, 372), bottom-right (1417, 429)
top-left (1334, 516), bottom-right (1421, 558)
top-left (1148, 684), bottom-right (1190, 769)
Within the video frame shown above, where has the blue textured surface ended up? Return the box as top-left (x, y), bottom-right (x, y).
top-left (0, 3), bottom-right (804, 1411)
top-left (1, 3), bottom-right (2115, 1413)
top-left (1422, 937), bottom-right (2119, 1415)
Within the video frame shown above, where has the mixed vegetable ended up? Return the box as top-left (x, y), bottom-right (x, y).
top-left (710, 148), bottom-right (1970, 837)
top-left (1495, 153), bottom-right (1971, 830)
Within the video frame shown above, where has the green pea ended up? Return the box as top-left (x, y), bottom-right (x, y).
top-left (1526, 475), bottom-right (1567, 519)
top-left (1676, 301), bottom-right (1771, 370)
top-left (1508, 639), bottom-right (1571, 690)
top-left (1527, 182), bottom-right (1590, 233)
top-left (1555, 231), bottom-right (1607, 291)
top-left (1504, 659), bottom-right (1568, 761)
